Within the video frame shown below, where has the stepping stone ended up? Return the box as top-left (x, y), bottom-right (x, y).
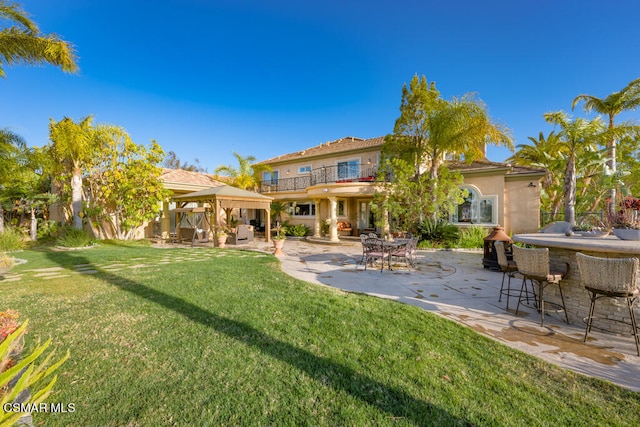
top-left (35, 272), bottom-right (67, 277)
top-left (28, 267), bottom-right (64, 273)
top-left (103, 264), bottom-right (127, 269)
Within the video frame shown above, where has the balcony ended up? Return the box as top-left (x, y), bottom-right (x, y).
top-left (259, 164), bottom-right (383, 193)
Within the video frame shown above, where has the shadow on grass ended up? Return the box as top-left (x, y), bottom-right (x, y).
top-left (46, 249), bottom-right (467, 425)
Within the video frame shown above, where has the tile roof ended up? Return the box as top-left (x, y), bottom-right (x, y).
top-left (160, 168), bottom-right (225, 187)
top-left (449, 159), bottom-right (546, 176)
top-left (257, 136), bottom-right (546, 177)
top-left (258, 136), bottom-right (385, 164)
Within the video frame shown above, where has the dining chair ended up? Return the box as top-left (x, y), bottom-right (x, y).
top-left (359, 234), bottom-right (368, 264)
top-left (576, 253), bottom-right (640, 356)
top-left (512, 245), bottom-right (569, 327)
top-left (390, 239), bottom-right (415, 268)
top-left (363, 237), bottom-right (388, 272)
top-left (494, 241), bottom-right (518, 309)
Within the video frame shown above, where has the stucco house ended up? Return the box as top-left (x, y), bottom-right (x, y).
top-left (257, 136), bottom-right (546, 241)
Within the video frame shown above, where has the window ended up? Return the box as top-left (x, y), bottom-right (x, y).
top-left (287, 201), bottom-right (316, 217)
top-left (337, 160), bottom-right (359, 180)
top-left (262, 170), bottom-right (279, 184)
top-left (451, 187), bottom-right (497, 225)
top-left (337, 200), bottom-right (346, 216)
top-left (298, 165), bottom-right (311, 174)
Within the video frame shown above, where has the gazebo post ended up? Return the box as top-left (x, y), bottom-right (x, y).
top-left (266, 208), bottom-right (271, 243)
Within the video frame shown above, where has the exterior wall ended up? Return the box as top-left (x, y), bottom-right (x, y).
top-left (460, 173), bottom-right (506, 227)
top-left (263, 146), bottom-right (544, 238)
top-left (267, 149), bottom-right (381, 178)
top-left (504, 178), bottom-right (541, 234)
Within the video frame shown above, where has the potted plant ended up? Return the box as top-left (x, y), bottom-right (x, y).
top-left (272, 225), bottom-right (286, 256)
top-left (607, 196), bottom-right (640, 240)
top-left (215, 227), bottom-right (228, 248)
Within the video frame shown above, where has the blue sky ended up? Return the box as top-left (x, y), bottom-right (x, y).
top-left (4, 0), bottom-right (640, 172)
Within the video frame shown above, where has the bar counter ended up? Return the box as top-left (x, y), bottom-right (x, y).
top-left (512, 233), bottom-right (640, 334)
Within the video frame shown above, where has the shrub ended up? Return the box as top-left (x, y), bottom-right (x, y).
top-left (457, 226), bottom-right (489, 249)
top-left (416, 218), bottom-right (460, 248)
top-left (286, 224), bottom-right (310, 237)
top-left (55, 226), bottom-right (94, 248)
top-left (36, 219), bottom-right (60, 240)
top-left (0, 227), bottom-right (25, 252)
top-left (0, 253), bottom-right (15, 275)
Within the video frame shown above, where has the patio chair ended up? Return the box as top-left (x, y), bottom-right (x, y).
top-left (390, 236), bottom-right (418, 268)
top-left (359, 234), bottom-right (368, 264)
top-left (363, 237), bottom-right (388, 272)
top-left (494, 241), bottom-right (518, 309)
top-left (576, 253), bottom-right (640, 356)
top-left (512, 245), bottom-right (569, 327)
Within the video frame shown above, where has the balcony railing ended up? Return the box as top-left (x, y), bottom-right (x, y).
top-left (259, 164), bottom-right (383, 193)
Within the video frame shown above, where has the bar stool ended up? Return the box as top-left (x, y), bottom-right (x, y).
top-left (576, 253), bottom-right (640, 356)
top-left (512, 245), bottom-right (569, 327)
top-left (494, 241), bottom-right (518, 309)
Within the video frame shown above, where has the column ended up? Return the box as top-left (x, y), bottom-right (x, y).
top-left (382, 201), bottom-right (390, 240)
top-left (313, 198), bottom-right (321, 237)
top-left (161, 201), bottom-right (171, 239)
top-left (328, 196), bottom-right (339, 242)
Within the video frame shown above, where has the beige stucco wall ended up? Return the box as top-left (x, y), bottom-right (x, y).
top-left (460, 171), bottom-right (542, 235)
top-left (267, 149), bottom-right (382, 178)
top-left (460, 173), bottom-right (506, 227)
top-left (504, 178), bottom-right (542, 234)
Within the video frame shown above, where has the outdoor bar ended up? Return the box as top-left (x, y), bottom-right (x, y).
top-left (512, 233), bottom-right (640, 334)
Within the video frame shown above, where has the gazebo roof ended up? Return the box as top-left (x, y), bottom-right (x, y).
top-left (172, 185), bottom-right (272, 210)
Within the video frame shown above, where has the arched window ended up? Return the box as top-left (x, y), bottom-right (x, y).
top-left (451, 186), bottom-right (497, 225)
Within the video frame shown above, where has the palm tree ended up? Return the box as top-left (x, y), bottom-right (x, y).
top-left (0, 128), bottom-right (27, 232)
top-left (572, 78), bottom-right (640, 212)
top-left (0, 0), bottom-right (78, 77)
top-left (544, 111), bottom-right (605, 225)
top-left (214, 152), bottom-right (271, 191)
top-left (49, 116), bottom-right (96, 229)
top-left (424, 94), bottom-right (513, 181)
top-left (509, 131), bottom-right (565, 219)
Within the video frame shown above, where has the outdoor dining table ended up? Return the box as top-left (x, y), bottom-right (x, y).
top-left (381, 239), bottom-right (410, 271)
top-left (362, 237), bottom-right (412, 271)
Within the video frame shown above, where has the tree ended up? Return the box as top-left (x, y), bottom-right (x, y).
top-left (0, 130), bottom-right (55, 239)
top-left (215, 152), bottom-right (271, 191)
top-left (0, 128), bottom-right (26, 232)
top-left (49, 116), bottom-right (97, 229)
top-left (543, 111), bottom-right (605, 225)
top-left (509, 131), bottom-right (565, 218)
top-left (84, 126), bottom-right (169, 240)
top-left (163, 150), bottom-right (207, 172)
top-left (381, 74), bottom-right (513, 229)
top-left (572, 78), bottom-right (640, 213)
top-left (0, 0), bottom-right (78, 77)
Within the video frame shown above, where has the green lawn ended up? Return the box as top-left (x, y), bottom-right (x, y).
top-left (2, 242), bottom-right (639, 426)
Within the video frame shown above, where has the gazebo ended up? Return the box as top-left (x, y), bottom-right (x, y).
top-left (171, 185), bottom-right (274, 242)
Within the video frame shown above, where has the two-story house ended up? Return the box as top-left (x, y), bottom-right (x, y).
top-left (257, 136), bottom-right (546, 241)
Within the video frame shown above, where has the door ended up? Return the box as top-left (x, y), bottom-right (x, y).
top-left (357, 200), bottom-right (375, 232)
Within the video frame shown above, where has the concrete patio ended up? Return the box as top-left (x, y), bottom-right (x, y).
top-left (244, 237), bottom-right (640, 392)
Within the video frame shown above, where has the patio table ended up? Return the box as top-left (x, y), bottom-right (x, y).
top-left (383, 239), bottom-right (410, 271)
